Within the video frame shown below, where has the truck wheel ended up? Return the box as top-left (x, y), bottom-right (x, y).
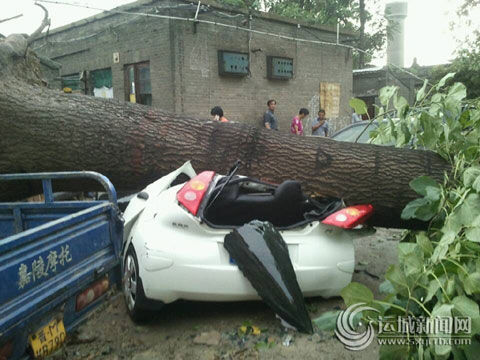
top-left (123, 245), bottom-right (162, 322)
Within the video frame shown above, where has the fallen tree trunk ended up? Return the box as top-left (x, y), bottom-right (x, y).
top-left (0, 78), bottom-right (451, 228)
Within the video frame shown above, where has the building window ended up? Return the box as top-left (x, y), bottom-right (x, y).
top-left (124, 62), bottom-right (152, 106)
top-left (90, 68), bottom-right (113, 99)
top-left (61, 72), bottom-right (84, 93)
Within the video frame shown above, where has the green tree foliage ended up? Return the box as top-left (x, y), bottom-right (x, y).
top-left (316, 77), bottom-right (480, 358)
top-left (430, 35), bottom-right (480, 100)
top-left (431, 1), bottom-right (480, 99)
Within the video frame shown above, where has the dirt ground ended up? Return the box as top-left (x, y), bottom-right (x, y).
top-left (51, 228), bottom-right (402, 360)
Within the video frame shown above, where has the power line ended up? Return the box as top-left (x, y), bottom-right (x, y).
top-left (0, 14), bottom-right (23, 24)
top-left (33, 14), bottom-right (142, 50)
top-left (387, 62), bottom-right (431, 86)
top-left (35, 0), bottom-right (430, 87)
top-left (36, 0), bottom-right (366, 54)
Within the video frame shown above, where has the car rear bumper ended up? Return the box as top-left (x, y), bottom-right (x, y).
top-left (139, 242), bottom-right (354, 303)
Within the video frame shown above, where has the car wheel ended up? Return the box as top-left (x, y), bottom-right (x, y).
top-left (123, 245), bottom-right (163, 322)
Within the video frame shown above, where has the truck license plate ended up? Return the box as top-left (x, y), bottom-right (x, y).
top-left (29, 318), bottom-right (66, 358)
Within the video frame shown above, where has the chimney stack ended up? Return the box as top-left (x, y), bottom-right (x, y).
top-left (385, 1), bottom-right (408, 68)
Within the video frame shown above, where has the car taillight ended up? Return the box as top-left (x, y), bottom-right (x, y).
top-left (176, 171), bottom-right (215, 216)
top-left (0, 340), bottom-right (13, 360)
top-left (76, 277), bottom-right (109, 312)
top-left (321, 204), bottom-right (374, 229)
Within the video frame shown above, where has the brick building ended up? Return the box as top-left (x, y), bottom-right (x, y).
top-left (353, 61), bottom-right (435, 120)
top-left (33, 0), bottom-right (355, 133)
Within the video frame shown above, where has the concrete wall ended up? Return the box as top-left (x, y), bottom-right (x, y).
top-left (33, 0), bottom-right (353, 133)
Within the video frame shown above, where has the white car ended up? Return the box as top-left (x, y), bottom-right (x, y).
top-left (121, 161), bottom-right (373, 321)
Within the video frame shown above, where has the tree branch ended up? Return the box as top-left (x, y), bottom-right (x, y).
top-left (28, 2), bottom-right (50, 45)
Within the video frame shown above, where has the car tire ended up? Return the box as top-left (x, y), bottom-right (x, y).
top-left (123, 245), bottom-right (163, 322)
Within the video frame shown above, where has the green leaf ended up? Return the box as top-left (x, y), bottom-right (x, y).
top-left (459, 109), bottom-right (472, 128)
top-left (446, 278), bottom-right (456, 297)
top-left (376, 106), bottom-right (385, 121)
top-left (431, 304), bottom-right (453, 356)
top-left (312, 310), bottom-right (341, 331)
top-left (398, 243), bottom-right (424, 276)
top-left (340, 282), bottom-right (374, 307)
top-left (393, 95), bottom-right (408, 117)
top-left (419, 112), bottom-right (440, 149)
top-left (385, 265), bottom-right (409, 297)
top-left (463, 167), bottom-right (480, 189)
top-left (425, 279), bottom-right (440, 303)
top-left (395, 121), bottom-right (411, 147)
top-left (425, 186), bottom-right (442, 202)
top-left (398, 242), bottom-right (417, 257)
top-left (436, 72), bottom-right (455, 89)
top-left (423, 346), bottom-right (433, 360)
top-left (451, 296), bottom-right (480, 319)
top-left (458, 194), bottom-right (480, 227)
top-left (410, 176), bottom-right (440, 196)
top-left (379, 280), bottom-right (395, 294)
top-left (417, 232), bottom-right (434, 255)
top-left (416, 79), bottom-right (429, 102)
top-left (462, 272), bottom-right (480, 295)
top-left (432, 240), bottom-right (450, 263)
top-left (439, 228), bottom-right (458, 247)
top-left (429, 93), bottom-right (445, 116)
top-left (443, 212), bottom-right (463, 237)
top-left (401, 197), bottom-right (439, 222)
top-left (465, 227), bottom-right (480, 243)
top-left (464, 339), bottom-right (480, 360)
top-left (473, 177), bottom-right (480, 193)
top-left (465, 241), bottom-right (480, 254)
top-left (379, 86), bottom-right (397, 107)
top-left (349, 98), bottom-right (368, 115)
top-left (451, 347), bottom-right (467, 360)
top-left (447, 82), bottom-right (467, 103)
top-left (401, 198), bottom-right (429, 220)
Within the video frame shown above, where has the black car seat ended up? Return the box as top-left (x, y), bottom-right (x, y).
top-left (205, 180), bottom-right (306, 227)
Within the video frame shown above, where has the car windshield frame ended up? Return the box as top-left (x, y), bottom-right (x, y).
top-left (331, 122), bottom-right (379, 143)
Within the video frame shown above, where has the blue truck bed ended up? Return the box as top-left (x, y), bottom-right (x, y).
top-left (0, 172), bottom-right (123, 359)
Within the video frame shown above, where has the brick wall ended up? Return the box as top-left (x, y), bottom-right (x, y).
top-left (171, 7), bottom-right (353, 133)
top-left (33, 0), bottom-right (353, 133)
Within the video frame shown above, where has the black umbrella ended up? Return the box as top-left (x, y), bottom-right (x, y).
top-left (224, 221), bottom-right (313, 334)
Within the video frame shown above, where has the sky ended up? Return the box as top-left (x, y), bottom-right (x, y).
top-left (0, 0), bottom-right (478, 67)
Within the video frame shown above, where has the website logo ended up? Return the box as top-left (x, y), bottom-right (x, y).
top-left (335, 302), bottom-right (379, 351)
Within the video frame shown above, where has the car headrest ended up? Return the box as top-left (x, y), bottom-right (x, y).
top-left (274, 180), bottom-right (304, 202)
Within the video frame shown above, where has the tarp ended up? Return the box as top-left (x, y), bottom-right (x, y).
top-left (90, 68), bottom-right (112, 89)
top-left (93, 86), bottom-right (113, 99)
top-left (224, 221), bottom-right (313, 334)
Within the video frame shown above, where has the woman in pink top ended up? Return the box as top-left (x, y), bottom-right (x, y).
top-left (291, 108), bottom-right (310, 135)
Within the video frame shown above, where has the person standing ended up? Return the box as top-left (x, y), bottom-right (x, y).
top-left (210, 106), bottom-right (229, 122)
top-left (311, 109), bottom-right (329, 137)
top-left (263, 99), bottom-right (278, 130)
top-left (352, 110), bottom-right (362, 124)
top-left (291, 108), bottom-right (309, 136)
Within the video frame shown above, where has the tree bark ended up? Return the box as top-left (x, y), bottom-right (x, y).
top-left (0, 78), bottom-right (451, 228)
